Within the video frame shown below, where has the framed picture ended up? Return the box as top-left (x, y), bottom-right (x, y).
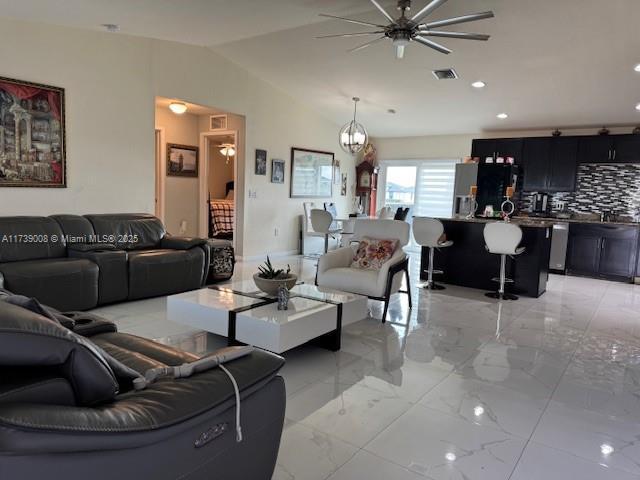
top-left (341, 173), bottom-right (347, 196)
top-left (271, 159), bottom-right (285, 183)
top-left (0, 76), bottom-right (66, 187)
top-left (255, 149), bottom-right (267, 175)
top-left (333, 159), bottom-right (341, 185)
top-left (167, 143), bottom-right (198, 177)
top-left (290, 147), bottom-right (334, 198)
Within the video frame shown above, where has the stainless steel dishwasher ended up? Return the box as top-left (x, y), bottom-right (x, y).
top-left (549, 222), bottom-right (569, 272)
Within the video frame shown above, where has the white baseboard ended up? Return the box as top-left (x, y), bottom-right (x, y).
top-left (236, 249), bottom-right (300, 262)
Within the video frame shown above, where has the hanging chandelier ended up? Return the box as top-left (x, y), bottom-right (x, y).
top-left (339, 97), bottom-right (368, 155)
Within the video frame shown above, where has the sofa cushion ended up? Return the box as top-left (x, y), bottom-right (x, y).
top-left (128, 248), bottom-right (205, 300)
top-left (317, 266), bottom-right (382, 297)
top-left (0, 258), bottom-right (99, 311)
top-left (85, 213), bottom-right (166, 250)
top-left (50, 214), bottom-right (96, 243)
top-left (0, 301), bottom-right (119, 406)
top-left (0, 216), bottom-right (65, 262)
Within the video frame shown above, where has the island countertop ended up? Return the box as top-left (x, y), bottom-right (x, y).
top-left (432, 215), bottom-right (554, 228)
top-left (420, 217), bottom-right (552, 297)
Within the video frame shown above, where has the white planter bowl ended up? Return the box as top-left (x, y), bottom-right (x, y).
top-left (253, 273), bottom-right (297, 296)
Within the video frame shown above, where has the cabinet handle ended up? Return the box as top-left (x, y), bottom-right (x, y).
top-left (601, 238), bottom-right (606, 250)
top-left (608, 149), bottom-right (612, 160)
top-left (613, 149), bottom-right (617, 161)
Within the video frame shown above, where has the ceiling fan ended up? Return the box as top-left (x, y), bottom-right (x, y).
top-left (317, 0), bottom-right (494, 59)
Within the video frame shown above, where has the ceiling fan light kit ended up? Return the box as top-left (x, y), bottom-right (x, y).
top-left (339, 97), bottom-right (369, 155)
top-left (318, 0), bottom-right (494, 59)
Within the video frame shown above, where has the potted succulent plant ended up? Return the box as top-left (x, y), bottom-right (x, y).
top-left (253, 256), bottom-right (297, 296)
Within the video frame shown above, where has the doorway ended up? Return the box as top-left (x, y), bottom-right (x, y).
top-left (198, 130), bottom-right (238, 247)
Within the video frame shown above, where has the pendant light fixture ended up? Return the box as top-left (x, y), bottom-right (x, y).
top-left (339, 97), bottom-right (368, 155)
top-left (219, 144), bottom-right (236, 165)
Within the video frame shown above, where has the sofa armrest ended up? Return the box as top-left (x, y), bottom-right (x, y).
top-left (160, 236), bottom-right (207, 250)
top-left (317, 246), bottom-right (354, 275)
top-left (376, 249), bottom-right (407, 291)
top-left (67, 243), bottom-right (117, 253)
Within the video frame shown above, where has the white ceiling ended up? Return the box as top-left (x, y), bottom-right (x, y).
top-left (4, 0), bottom-right (640, 137)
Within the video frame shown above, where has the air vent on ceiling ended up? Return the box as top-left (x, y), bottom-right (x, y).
top-left (209, 115), bottom-right (228, 131)
top-left (432, 68), bottom-right (458, 80)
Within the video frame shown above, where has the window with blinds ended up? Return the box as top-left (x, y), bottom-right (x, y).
top-left (381, 159), bottom-right (459, 220)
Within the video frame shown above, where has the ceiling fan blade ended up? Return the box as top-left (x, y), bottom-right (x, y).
top-left (422, 11), bottom-right (494, 29)
top-left (418, 30), bottom-right (490, 41)
top-left (348, 35), bottom-right (387, 53)
top-left (413, 35), bottom-right (452, 54)
top-left (316, 31), bottom-right (385, 39)
top-left (319, 13), bottom-right (386, 28)
top-left (411, 0), bottom-right (449, 24)
top-left (369, 0), bottom-right (395, 23)
top-left (395, 44), bottom-right (406, 59)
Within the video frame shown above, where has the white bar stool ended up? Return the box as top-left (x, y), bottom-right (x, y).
top-left (310, 209), bottom-right (342, 253)
top-left (483, 222), bottom-right (525, 300)
top-left (413, 217), bottom-right (453, 290)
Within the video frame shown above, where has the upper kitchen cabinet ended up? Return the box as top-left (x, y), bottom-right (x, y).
top-left (611, 134), bottom-right (640, 163)
top-left (521, 137), bottom-right (578, 192)
top-left (471, 138), bottom-right (523, 164)
top-left (577, 135), bottom-right (613, 163)
top-left (577, 134), bottom-right (640, 163)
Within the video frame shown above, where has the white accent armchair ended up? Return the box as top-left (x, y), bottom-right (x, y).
top-left (316, 219), bottom-right (412, 322)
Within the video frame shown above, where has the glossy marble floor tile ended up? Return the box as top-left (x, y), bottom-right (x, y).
top-left (89, 253), bottom-right (640, 479)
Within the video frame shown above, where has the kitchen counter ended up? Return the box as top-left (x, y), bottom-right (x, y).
top-left (513, 215), bottom-right (640, 227)
top-left (422, 218), bottom-right (551, 297)
top-left (438, 216), bottom-right (554, 228)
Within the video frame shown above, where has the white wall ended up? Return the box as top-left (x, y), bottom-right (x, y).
top-left (0, 17), bottom-right (354, 257)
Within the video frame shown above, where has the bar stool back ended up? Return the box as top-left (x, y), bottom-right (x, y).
top-left (413, 217), bottom-right (453, 290)
top-left (310, 209), bottom-right (342, 253)
top-left (483, 222), bottom-right (525, 300)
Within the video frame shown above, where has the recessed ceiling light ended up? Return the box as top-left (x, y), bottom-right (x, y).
top-left (472, 81), bottom-right (486, 89)
top-left (445, 452), bottom-right (457, 462)
top-left (473, 405), bottom-right (485, 416)
top-left (101, 23), bottom-right (120, 33)
top-left (635, 103), bottom-right (640, 111)
top-left (600, 444), bottom-right (614, 456)
top-left (497, 113), bottom-right (508, 119)
top-left (634, 64), bottom-right (640, 72)
top-left (169, 102), bottom-right (187, 114)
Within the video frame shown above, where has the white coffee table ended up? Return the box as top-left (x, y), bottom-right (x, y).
top-left (167, 280), bottom-right (368, 353)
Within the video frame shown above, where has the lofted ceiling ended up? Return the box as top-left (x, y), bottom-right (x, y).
top-left (3, 0), bottom-right (640, 137)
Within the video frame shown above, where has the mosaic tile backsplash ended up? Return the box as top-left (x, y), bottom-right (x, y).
top-left (520, 163), bottom-right (640, 218)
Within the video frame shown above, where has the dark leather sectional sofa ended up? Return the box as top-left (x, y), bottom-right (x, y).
top-left (0, 297), bottom-right (286, 480)
top-left (0, 214), bottom-right (210, 311)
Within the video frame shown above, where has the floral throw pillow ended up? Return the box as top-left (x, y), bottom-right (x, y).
top-left (351, 237), bottom-right (398, 270)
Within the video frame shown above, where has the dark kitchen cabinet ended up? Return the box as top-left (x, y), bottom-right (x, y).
top-left (521, 138), bottom-right (550, 191)
top-left (612, 135), bottom-right (640, 163)
top-left (577, 135), bottom-right (613, 163)
top-left (567, 224), bottom-right (639, 281)
top-left (548, 137), bottom-right (578, 191)
top-left (471, 138), bottom-right (523, 164)
top-left (522, 137), bottom-right (578, 192)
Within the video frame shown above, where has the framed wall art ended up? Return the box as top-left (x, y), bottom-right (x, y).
top-left (0, 76), bottom-right (66, 187)
top-left (167, 143), bottom-right (198, 177)
top-left (271, 159), bottom-right (285, 183)
top-left (290, 147), bottom-right (334, 198)
top-left (255, 149), bottom-right (267, 175)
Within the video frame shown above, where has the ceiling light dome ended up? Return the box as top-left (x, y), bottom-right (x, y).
top-left (220, 145), bottom-right (236, 157)
top-left (169, 102), bottom-right (187, 114)
top-left (339, 97), bottom-right (368, 155)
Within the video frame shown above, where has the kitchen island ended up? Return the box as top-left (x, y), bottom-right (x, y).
top-left (420, 217), bottom-right (553, 297)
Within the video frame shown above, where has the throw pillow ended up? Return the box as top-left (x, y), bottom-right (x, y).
top-left (351, 237), bottom-right (398, 270)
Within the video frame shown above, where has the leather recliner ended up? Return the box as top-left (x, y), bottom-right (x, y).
top-left (0, 214), bottom-right (210, 311)
top-left (0, 299), bottom-right (286, 480)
